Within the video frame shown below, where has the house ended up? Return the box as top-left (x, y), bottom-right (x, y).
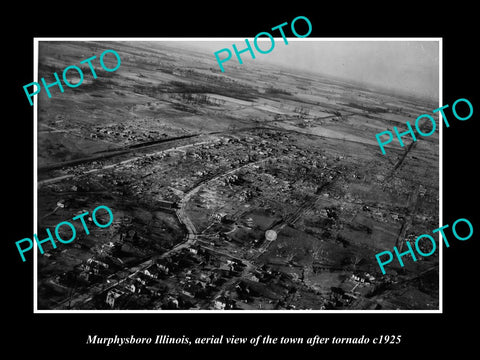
top-left (145, 286), bottom-right (162, 297)
top-left (212, 212), bottom-right (227, 222)
top-left (78, 271), bottom-right (90, 282)
top-left (166, 295), bottom-right (179, 309)
top-left (181, 290), bottom-right (194, 298)
top-left (155, 263), bottom-right (170, 275)
top-left (86, 258), bottom-right (109, 270)
top-left (106, 289), bottom-right (124, 308)
top-left (213, 298), bottom-right (226, 310)
top-left (134, 276), bottom-right (146, 286)
top-left (143, 268), bottom-right (158, 279)
top-left (199, 273), bottom-right (210, 282)
top-left (123, 283), bottom-right (136, 293)
top-left (158, 200), bottom-right (177, 209)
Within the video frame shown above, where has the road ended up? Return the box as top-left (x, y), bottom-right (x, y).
top-left (256, 171), bottom-right (339, 255)
top-left (38, 133), bottom-right (205, 173)
top-left (394, 185), bottom-right (420, 252)
top-left (38, 139), bottom-right (218, 187)
top-left (56, 151), bottom-right (280, 309)
top-left (44, 130), bottom-right (329, 309)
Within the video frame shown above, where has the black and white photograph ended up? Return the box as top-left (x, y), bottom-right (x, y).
top-left (35, 39), bottom-right (440, 311)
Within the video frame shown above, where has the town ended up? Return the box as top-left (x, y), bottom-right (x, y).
top-left (36, 40), bottom-right (440, 311)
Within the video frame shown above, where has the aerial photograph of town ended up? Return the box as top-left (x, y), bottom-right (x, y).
top-left (36, 40), bottom-right (440, 311)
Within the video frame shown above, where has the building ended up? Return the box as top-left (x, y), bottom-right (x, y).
top-left (143, 268), bottom-right (158, 279)
top-left (106, 289), bottom-right (124, 309)
top-left (213, 298), bottom-right (226, 310)
top-left (157, 200), bottom-right (177, 209)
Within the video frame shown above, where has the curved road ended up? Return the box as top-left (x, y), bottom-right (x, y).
top-left (56, 149), bottom-right (281, 309)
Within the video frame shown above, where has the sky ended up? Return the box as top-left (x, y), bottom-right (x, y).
top-left (174, 39), bottom-right (440, 101)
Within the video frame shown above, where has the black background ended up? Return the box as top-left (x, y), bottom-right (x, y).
top-left (4, 3), bottom-right (478, 356)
